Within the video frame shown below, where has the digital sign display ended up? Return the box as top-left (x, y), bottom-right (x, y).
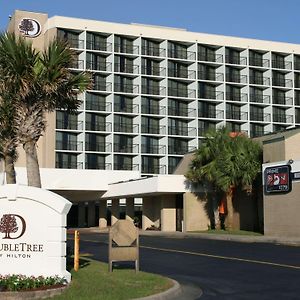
top-left (264, 165), bottom-right (291, 194)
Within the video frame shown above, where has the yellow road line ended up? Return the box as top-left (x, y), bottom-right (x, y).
top-left (68, 237), bottom-right (300, 270)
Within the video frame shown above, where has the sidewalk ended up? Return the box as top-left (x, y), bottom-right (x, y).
top-left (69, 227), bottom-right (300, 247)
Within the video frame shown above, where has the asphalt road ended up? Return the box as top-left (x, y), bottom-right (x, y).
top-left (68, 233), bottom-right (300, 300)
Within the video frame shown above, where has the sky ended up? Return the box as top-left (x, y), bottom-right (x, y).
top-left (1, 0), bottom-right (300, 44)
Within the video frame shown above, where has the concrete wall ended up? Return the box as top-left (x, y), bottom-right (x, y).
top-left (263, 137), bottom-right (285, 164)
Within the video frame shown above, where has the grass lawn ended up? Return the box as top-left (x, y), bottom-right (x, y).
top-left (193, 229), bottom-right (263, 236)
top-left (48, 257), bottom-right (173, 300)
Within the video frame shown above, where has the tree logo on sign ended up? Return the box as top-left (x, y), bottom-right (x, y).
top-left (0, 214), bottom-right (26, 239)
top-left (19, 18), bottom-right (41, 38)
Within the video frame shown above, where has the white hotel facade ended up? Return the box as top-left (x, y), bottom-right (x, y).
top-left (4, 10), bottom-right (300, 230)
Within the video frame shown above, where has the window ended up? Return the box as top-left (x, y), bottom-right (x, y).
top-left (85, 133), bottom-right (105, 152)
top-left (85, 154), bottom-right (105, 169)
top-left (56, 132), bottom-right (78, 151)
top-left (141, 116), bottom-right (159, 134)
top-left (198, 45), bottom-right (216, 62)
top-left (86, 33), bottom-right (107, 51)
top-left (85, 113), bottom-right (106, 131)
top-left (56, 153), bottom-right (78, 169)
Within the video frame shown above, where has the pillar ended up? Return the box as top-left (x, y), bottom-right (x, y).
top-left (99, 200), bottom-right (107, 228)
top-left (142, 197), bottom-right (154, 230)
top-left (111, 199), bottom-right (119, 226)
top-left (160, 195), bottom-right (176, 232)
top-left (87, 201), bottom-right (96, 227)
top-left (78, 202), bottom-right (85, 227)
top-left (126, 198), bottom-right (135, 222)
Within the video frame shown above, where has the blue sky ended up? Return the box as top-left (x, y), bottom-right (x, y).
top-left (1, 0), bottom-right (300, 44)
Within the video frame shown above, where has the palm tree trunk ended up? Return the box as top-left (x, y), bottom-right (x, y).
top-left (23, 140), bottom-right (41, 188)
top-left (226, 186), bottom-right (234, 230)
top-left (4, 154), bottom-right (16, 184)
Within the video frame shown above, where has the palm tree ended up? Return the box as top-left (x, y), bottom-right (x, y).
top-left (186, 128), bottom-right (262, 230)
top-left (0, 32), bottom-right (91, 187)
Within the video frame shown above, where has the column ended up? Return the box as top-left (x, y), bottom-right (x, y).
top-left (160, 195), bottom-right (176, 232)
top-left (111, 199), bottom-right (119, 226)
top-left (87, 201), bottom-right (96, 227)
top-left (99, 200), bottom-right (107, 228)
top-left (78, 202), bottom-right (85, 227)
top-left (126, 198), bottom-right (135, 222)
top-left (142, 197), bottom-right (155, 230)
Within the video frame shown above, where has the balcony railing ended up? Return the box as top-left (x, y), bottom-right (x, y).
top-left (141, 104), bottom-right (166, 115)
top-left (249, 94), bottom-right (271, 104)
top-left (272, 60), bottom-right (292, 70)
top-left (168, 126), bottom-right (197, 136)
top-left (226, 92), bottom-right (248, 102)
top-left (85, 121), bottom-right (112, 132)
top-left (272, 78), bottom-right (293, 88)
top-left (114, 43), bottom-right (139, 54)
top-left (199, 91), bottom-right (224, 100)
top-left (56, 141), bottom-right (83, 151)
top-left (141, 85), bottom-right (166, 96)
top-left (142, 164), bottom-right (166, 174)
top-left (249, 57), bottom-right (270, 68)
top-left (56, 161), bottom-right (83, 169)
top-left (249, 76), bottom-right (270, 86)
top-left (141, 144), bottom-right (166, 154)
top-left (142, 46), bottom-right (166, 57)
top-left (168, 145), bottom-right (196, 155)
top-left (114, 143), bottom-right (139, 153)
top-left (141, 65), bottom-right (166, 76)
top-left (225, 55), bottom-right (247, 65)
top-left (85, 162), bottom-right (112, 170)
top-left (198, 53), bottom-right (223, 63)
top-left (66, 38), bottom-right (84, 49)
top-left (86, 41), bottom-right (112, 52)
top-left (114, 83), bottom-right (139, 94)
top-left (168, 107), bottom-right (196, 118)
top-left (168, 87), bottom-right (196, 98)
top-left (93, 82), bottom-right (112, 92)
top-left (273, 96), bottom-right (293, 106)
top-left (198, 71), bottom-right (224, 81)
top-left (86, 61), bottom-right (112, 72)
top-left (114, 123), bottom-right (139, 133)
top-left (86, 100), bottom-right (112, 112)
top-left (226, 73), bottom-right (248, 84)
top-left (273, 114), bottom-right (293, 123)
top-left (114, 163), bottom-right (139, 171)
top-left (114, 63), bottom-right (139, 74)
top-left (70, 59), bottom-right (84, 69)
top-left (250, 112), bottom-right (271, 122)
top-left (226, 111), bottom-right (248, 120)
top-left (85, 142), bottom-right (112, 152)
top-left (56, 119), bottom-right (83, 130)
top-left (141, 124), bottom-right (166, 135)
top-left (168, 49), bottom-right (196, 60)
top-left (198, 109), bottom-right (224, 119)
top-left (168, 68), bottom-right (196, 79)
top-left (114, 103), bottom-right (139, 114)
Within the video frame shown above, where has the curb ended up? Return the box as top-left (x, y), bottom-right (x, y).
top-left (134, 279), bottom-right (182, 300)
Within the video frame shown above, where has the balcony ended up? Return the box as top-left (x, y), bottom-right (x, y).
top-left (114, 163), bottom-right (139, 171)
top-left (168, 107), bottom-right (196, 118)
top-left (142, 164), bottom-right (166, 174)
top-left (226, 74), bottom-right (247, 84)
top-left (114, 123), bottom-right (139, 133)
top-left (198, 127), bottom-right (216, 136)
top-left (114, 83), bottom-right (139, 94)
top-left (168, 87), bottom-right (196, 98)
top-left (85, 142), bottom-right (111, 152)
top-left (168, 49), bottom-right (196, 60)
top-left (226, 111), bottom-right (248, 121)
top-left (226, 92), bottom-right (248, 102)
top-left (141, 104), bottom-right (166, 115)
top-left (66, 38), bottom-right (84, 49)
top-left (86, 100), bottom-right (112, 112)
top-left (93, 82), bottom-right (112, 92)
top-left (56, 119), bottom-right (83, 130)
top-left (295, 96), bottom-right (300, 106)
top-left (141, 124), bottom-right (166, 135)
top-left (114, 43), bottom-right (139, 55)
top-left (273, 96), bottom-right (293, 106)
top-left (86, 121), bottom-right (112, 132)
top-left (141, 46), bottom-right (166, 57)
top-left (249, 57), bottom-right (270, 68)
top-left (114, 143), bottom-right (139, 153)
top-left (294, 61), bottom-right (300, 71)
top-left (250, 112), bottom-right (271, 122)
top-left (168, 145), bottom-right (196, 155)
top-left (198, 109), bottom-right (224, 119)
top-left (56, 161), bottom-right (83, 169)
top-left (295, 114), bottom-right (300, 123)
top-left (70, 59), bottom-right (84, 69)
top-left (249, 76), bottom-right (270, 86)
top-left (141, 85), bottom-right (166, 96)
top-left (168, 68), bottom-right (196, 79)
top-left (272, 78), bottom-right (293, 88)
top-left (86, 41), bottom-right (112, 52)
top-left (198, 53), bottom-right (223, 63)
top-left (114, 103), bottom-right (139, 114)
top-left (273, 114), bottom-right (293, 123)
top-left (250, 129), bottom-right (270, 138)
top-left (114, 63), bottom-right (139, 74)
top-left (249, 94), bottom-right (271, 104)
top-left (141, 65), bottom-right (166, 76)
top-left (56, 140), bottom-right (83, 151)
top-left (272, 60), bottom-right (292, 70)
top-left (168, 126), bottom-right (197, 136)
top-left (141, 144), bottom-right (166, 154)
top-left (86, 61), bottom-right (112, 72)
top-left (198, 71), bottom-right (224, 81)
top-left (199, 91), bottom-right (224, 100)
top-left (85, 162), bottom-right (112, 170)
top-left (225, 55), bottom-right (247, 65)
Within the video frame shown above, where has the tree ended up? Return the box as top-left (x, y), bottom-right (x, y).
top-left (0, 32), bottom-right (91, 187)
top-left (0, 214), bottom-right (18, 239)
top-left (186, 128), bottom-right (262, 230)
top-left (19, 19), bottom-right (34, 35)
